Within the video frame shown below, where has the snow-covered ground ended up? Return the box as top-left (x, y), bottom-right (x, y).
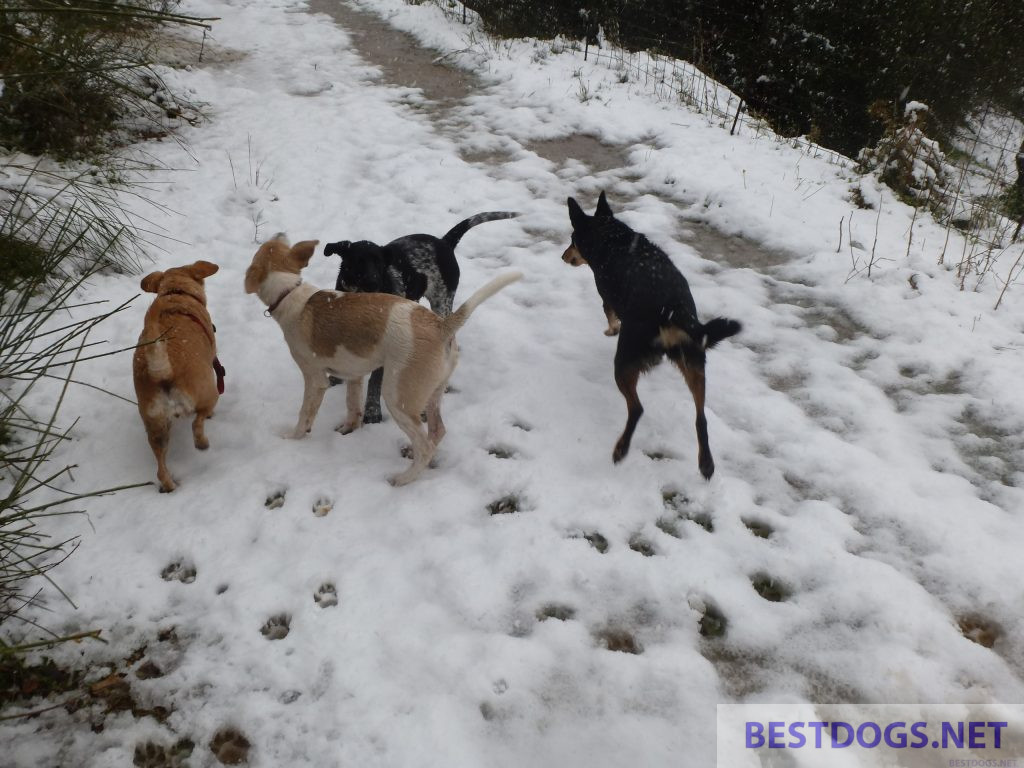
top-left (5, 0), bottom-right (1024, 766)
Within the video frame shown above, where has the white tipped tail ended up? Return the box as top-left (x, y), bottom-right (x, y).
top-left (441, 271), bottom-right (522, 339)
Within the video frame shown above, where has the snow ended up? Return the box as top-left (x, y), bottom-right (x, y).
top-left (4, 0), bottom-right (1024, 766)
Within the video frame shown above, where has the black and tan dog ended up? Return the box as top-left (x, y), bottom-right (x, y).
top-left (323, 211), bottom-right (518, 423)
top-left (246, 235), bottom-right (521, 486)
top-left (564, 192), bottom-right (740, 479)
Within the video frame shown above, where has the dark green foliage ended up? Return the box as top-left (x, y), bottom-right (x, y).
top-left (0, 233), bottom-right (49, 292)
top-left (0, 1), bottom-right (211, 159)
top-left (467, 0), bottom-right (1024, 156)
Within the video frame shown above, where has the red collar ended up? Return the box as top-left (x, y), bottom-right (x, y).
top-left (266, 284), bottom-right (298, 316)
top-left (177, 311), bottom-right (225, 394)
top-left (179, 310), bottom-right (215, 346)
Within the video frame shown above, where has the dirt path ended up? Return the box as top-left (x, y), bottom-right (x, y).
top-left (301, 0), bottom-right (1020, 523)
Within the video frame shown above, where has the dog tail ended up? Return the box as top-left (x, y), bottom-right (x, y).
top-left (144, 335), bottom-right (174, 382)
top-left (701, 317), bottom-right (742, 349)
top-left (441, 271), bottom-right (522, 339)
top-left (442, 212), bottom-right (519, 250)
top-left (658, 306), bottom-right (741, 353)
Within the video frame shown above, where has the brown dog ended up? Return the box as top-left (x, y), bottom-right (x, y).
top-left (245, 235), bottom-right (520, 486)
top-left (132, 261), bottom-right (221, 492)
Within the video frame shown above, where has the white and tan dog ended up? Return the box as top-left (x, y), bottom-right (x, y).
top-left (133, 260), bottom-right (222, 492)
top-left (245, 235), bottom-right (520, 486)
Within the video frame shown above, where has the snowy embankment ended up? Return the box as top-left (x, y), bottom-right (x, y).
top-left (5, 0), bottom-right (1024, 766)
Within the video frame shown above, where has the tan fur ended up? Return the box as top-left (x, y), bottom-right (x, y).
top-left (247, 235), bottom-right (520, 485)
top-left (562, 243), bottom-right (587, 266)
top-left (561, 244), bottom-right (619, 335)
top-left (659, 326), bottom-right (692, 349)
top-left (301, 291), bottom-right (395, 358)
top-left (132, 260), bottom-right (220, 492)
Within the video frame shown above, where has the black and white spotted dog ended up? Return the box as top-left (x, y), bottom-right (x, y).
top-left (323, 211), bottom-right (518, 422)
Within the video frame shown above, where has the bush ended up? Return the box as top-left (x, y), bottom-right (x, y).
top-left (0, 1), bottom-right (209, 159)
top-left (0, 183), bottom-right (142, 654)
top-left (463, 0), bottom-right (1024, 158)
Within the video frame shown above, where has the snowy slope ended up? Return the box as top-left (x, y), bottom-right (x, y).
top-left (4, 0), bottom-right (1024, 766)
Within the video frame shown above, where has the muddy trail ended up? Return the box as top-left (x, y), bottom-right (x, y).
top-left (308, 0), bottom-right (789, 262)
top-left (303, 0), bottom-right (1018, 502)
top-left (304, 4), bottom-right (858, 376)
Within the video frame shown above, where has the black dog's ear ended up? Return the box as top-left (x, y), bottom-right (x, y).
top-left (323, 240), bottom-right (351, 258)
top-left (567, 197), bottom-right (589, 231)
top-left (595, 191), bottom-right (613, 218)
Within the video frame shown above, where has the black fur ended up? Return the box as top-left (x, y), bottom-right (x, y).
top-left (323, 211), bottom-right (518, 422)
top-left (565, 192), bottom-right (740, 479)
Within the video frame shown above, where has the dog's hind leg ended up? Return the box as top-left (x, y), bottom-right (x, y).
top-left (382, 364), bottom-right (442, 485)
top-left (144, 414), bottom-right (175, 492)
top-left (612, 326), bottom-right (654, 463)
top-left (612, 363), bottom-right (645, 463)
top-left (363, 367), bottom-right (384, 424)
top-left (426, 340), bottom-right (457, 447)
top-left (385, 406), bottom-right (434, 486)
top-left (192, 413), bottom-right (209, 450)
top-left (192, 385), bottom-right (217, 450)
top-left (425, 384), bottom-right (446, 446)
top-left (671, 351), bottom-right (715, 479)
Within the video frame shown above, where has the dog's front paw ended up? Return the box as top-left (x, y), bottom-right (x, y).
top-left (388, 471), bottom-right (415, 487)
top-left (288, 428), bottom-right (309, 439)
top-left (612, 440), bottom-right (630, 463)
top-left (699, 453), bottom-right (715, 481)
top-left (335, 419), bottom-right (362, 435)
top-left (604, 326), bottom-right (620, 336)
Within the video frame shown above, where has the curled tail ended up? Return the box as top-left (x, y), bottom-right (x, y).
top-left (442, 211), bottom-right (519, 250)
top-left (441, 272), bottom-right (522, 339)
top-left (701, 317), bottom-right (742, 349)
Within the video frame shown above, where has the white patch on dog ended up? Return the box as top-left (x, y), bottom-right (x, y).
top-left (145, 340), bottom-right (173, 381)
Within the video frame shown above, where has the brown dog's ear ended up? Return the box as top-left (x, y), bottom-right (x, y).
top-left (187, 260), bottom-right (219, 281)
top-left (567, 197), bottom-right (588, 231)
top-left (289, 240), bottom-right (319, 268)
top-left (140, 271), bottom-right (164, 293)
top-left (244, 261), bottom-right (265, 294)
top-left (595, 191), bottom-right (613, 218)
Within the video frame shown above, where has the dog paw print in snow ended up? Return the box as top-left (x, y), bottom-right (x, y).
top-left (594, 626), bottom-right (644, 655)
top-left (487, 494), bottom-right (521, 516)
top-left (311, 497), bottom-right (333, 517)
top-left (536, 603), bottom-right (576, 622)
top-left (582, 531), bottom-right (609, 553)
top-left (742, 517), bottom-right (775, 539)
top-left (160, 560), bottom-right (196, 584)
top-left (260, 614), bottom-right (291, 640)
top-left (264, 489), bottom-right (286, 509)
top-left (314, 583), bottom-right (338, 608)
top-left (751, 573), bottom-right (791, 603)
top-left (209, 727), bottom-right (251, 766)
top-left (628, 534), bottom-right (657, 557)
top-left (133, 739), bottom-right (194, 768)
top-left (487, 444), bottom-right (518, 459)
